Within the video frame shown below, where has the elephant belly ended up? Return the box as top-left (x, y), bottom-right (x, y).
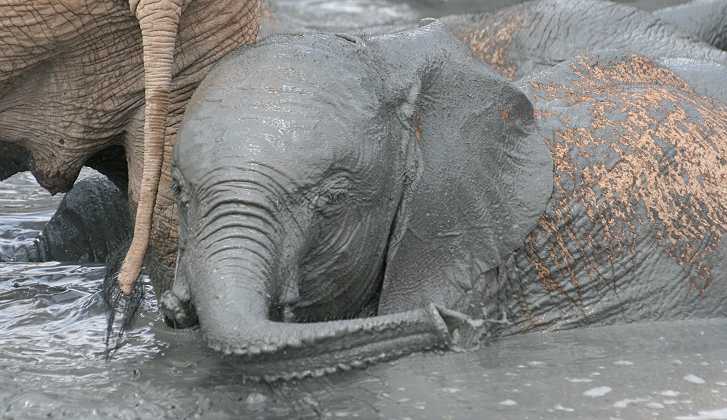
top-left (503, 54), bottom-right (727, 333)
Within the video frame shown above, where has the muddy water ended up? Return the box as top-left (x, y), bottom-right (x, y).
top-left (3, 0), bottom-right (725, 419)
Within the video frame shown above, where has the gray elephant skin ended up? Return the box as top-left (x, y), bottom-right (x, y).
top-left (32, 176), bottom-right (131, 264)
top-left (161, 14), bottom-right (727, 381)
top-left (655, 0), bottom-right (727, 51)
top-left (444, 0), bottom-right (727, 80)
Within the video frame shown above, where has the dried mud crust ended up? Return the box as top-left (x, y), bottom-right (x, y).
top-left (521, 55), bottom-right (727, 315)
top-left (450, 8), bottom-right (526, 80)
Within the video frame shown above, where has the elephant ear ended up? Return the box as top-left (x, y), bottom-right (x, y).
top-left (379, 66), bottom-right (553, 314)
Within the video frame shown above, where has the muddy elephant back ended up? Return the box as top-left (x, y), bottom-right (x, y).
top-left (443, 0), bottom-right (727, 81)
top-left (502, 53), bottom-right (727, 331)
top-left (655, 0), bottom-right (727, 52)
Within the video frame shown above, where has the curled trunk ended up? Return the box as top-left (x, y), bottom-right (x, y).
top-left (193, 261), bottom-right (472, 381)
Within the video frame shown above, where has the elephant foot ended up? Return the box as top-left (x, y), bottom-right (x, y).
top-left (435, 306), bottom-right (486, 351)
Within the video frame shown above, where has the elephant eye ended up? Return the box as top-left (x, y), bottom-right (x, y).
top-left (313, 188), bottom-right (350, 214)
top-left (323, 189), bottom-right (348, 205)
top-left (311, 176), bottom-right (353, 214)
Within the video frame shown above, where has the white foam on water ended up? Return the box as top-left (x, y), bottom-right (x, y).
top-left (565, 377), bottom-right (593, 383)
top-left (684, 374), bottom-right (707, 384)
top-left (584, 386), bottom-right (612, 398)
top-left (659, 390), bottom-right (681, 397)
top-left (676, 408), bottom-right (727, 419)
top-left (613, 398), bottom-right (649, 408)
top-left (499, 400), bottom-right (518, 406)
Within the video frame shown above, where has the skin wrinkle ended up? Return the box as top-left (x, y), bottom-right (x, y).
top-left (0, 0), bottom-right (261, 296)
top-left (524, 55), bottom-right (727, 317)
top-left (199, 197), bottom-right (281, 230)
top-left (447, 0), bottom-right (727, 82)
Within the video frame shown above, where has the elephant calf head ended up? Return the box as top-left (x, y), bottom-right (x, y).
top-left (164, 22), bottom-right (552, 380)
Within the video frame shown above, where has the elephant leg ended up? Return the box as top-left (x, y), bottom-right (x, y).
top-left (0, 142), bottom-right (30, 182)
top-left (30, 175), bottom-right (131, 264)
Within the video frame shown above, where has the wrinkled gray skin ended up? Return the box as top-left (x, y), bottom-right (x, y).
top-left (166, 23), bottom-right (552, 380)
top-left (440, 0), bottom-right (727, 80)
top-left (655, 0), bottom-right (727, 51)
top-left (262, 0), bottom-right (727, 58)
top-left (31, 176), bottom-right (131, 264)
top-left (165, 20), bottom-right (727, 381)
top-left (3, 173), bottom-right (130, 264)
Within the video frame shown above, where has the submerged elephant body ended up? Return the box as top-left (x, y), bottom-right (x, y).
top-left (165, 19), bottom-right (727, 380)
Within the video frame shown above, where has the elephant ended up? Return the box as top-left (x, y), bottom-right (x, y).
top-left (655, 0), bottom-right (727, 52)
top-left (160, 21), bottom-right (727, 381)
top-left (0, 0), bottom-right (261, 298)
top-left (0, 175), bottom-right (130, 264)
top-left (29, 176), bottom-right (131, 264)
top-left (442, 0), bottom-right (727, 80)
top-left (260, 0), bottom-right (727, 77)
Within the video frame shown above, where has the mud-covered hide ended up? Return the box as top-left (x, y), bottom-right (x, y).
top-left (498, 53), bottom-right (727, 332)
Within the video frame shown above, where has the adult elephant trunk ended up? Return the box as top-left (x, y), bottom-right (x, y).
top-left (191, 241), bottom-right (462, 381)
top-left (119, 0), bottom-right (185, 295)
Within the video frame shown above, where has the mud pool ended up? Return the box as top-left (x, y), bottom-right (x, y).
top-left (3, 0), bottom-right (726, 419)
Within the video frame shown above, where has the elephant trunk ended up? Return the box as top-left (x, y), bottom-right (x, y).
top-left (191, 236), bottom-right (458, 381)
top-left (119, 0), bottom-right (184, 295)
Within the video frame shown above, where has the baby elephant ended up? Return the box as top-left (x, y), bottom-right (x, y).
top-left (165, 22), bottom-right (727, 380)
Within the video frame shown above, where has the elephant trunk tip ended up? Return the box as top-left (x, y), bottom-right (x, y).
top-left (102, 239), bottom-right (145, 358)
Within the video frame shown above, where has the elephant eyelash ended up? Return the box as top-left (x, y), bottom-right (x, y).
top-left (170, 181), bottom-right (182, 194)
top-left (171, 180), bottom-right (191, 207)
top-left (323, 189), bottom-right (349, 205)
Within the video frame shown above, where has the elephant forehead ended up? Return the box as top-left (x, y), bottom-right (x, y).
top-left (176, 35), bottom-right (386, 181)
